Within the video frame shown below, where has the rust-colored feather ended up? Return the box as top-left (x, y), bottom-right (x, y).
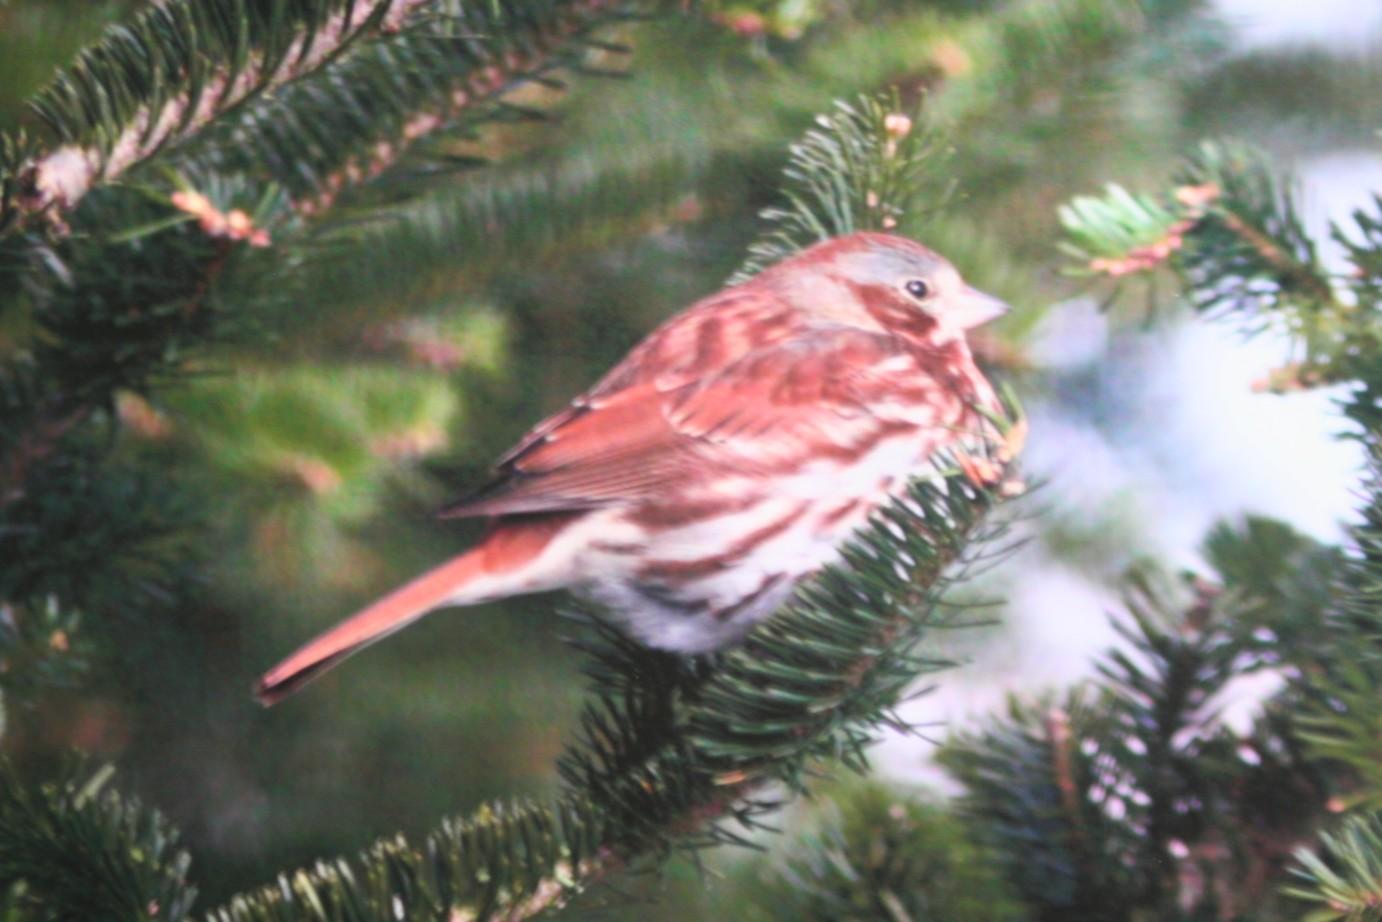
top-left (440, 327), bottom-right (937, 519)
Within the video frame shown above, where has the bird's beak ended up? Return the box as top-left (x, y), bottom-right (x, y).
top-left (957, 285), bottom-right (1010, 328)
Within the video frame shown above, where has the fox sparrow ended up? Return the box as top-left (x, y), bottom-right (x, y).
top-left (258, 232), bottom-right (1013, 704)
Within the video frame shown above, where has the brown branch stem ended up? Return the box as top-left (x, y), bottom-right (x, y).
top-left (1216, 208), bottom-right (1339, 306)
top-left (0, 403), bottom-right (89, 507)
top-left (296, 0), bottom-right (629, 218)
top-left (8, 0), bottom-right (437, 232)
top-left (1045, 707), bottom-right (1087, 860)
top-left (0, 238), bottom-right (235, 511)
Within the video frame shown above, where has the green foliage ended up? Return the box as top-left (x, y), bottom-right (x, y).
top-left (731, 94), bottom-right (950, 282)
top-left (159, 365), bottom-right (464, 585)
top-left (939, 555), bottom-right (1332, 921)
top-left (1287, 811), bottom-right (1382, 922)
top-left (1296, 662), bottom-right (1382, 812)
top-left (204, 796), bottom-right (610, 922)
top-left (1339, 443), bottom-right (1382, 656)
top-left (940, 691), bottom-right (1128, 917)
top-left (298, 0), bottom-right (1206, 332)
top-left (1186, 47), bottom-right (1382, 150)
top-left (1036, 115), bottom-right (1382, 922)
top-left (291, 143), bottom-right (708, 327)
top-left (1291, 445), bottom-right (1382, 810)
top-left (1059, 184), bottom-right (1183, 271)
top-left (26, 0), bottom-right (391, 146)
top-left (1340, 196), bottom-right (1382, 308)
top-left (0, 179), bottom-right (273, 648)
top-left (0, 439), bottom-right (198, 628)
top-left (1, 0), bottom-right (411, 232)
top-left (0, 760), bottom-right (195, 922)
top-left (0, 0), bottom-right (661, 236)
top-left (733, 781), bottom-right (1026, 922)
top-left (0, 597), bottom-right (90, 718)
top-left (179, 0), bottom-right (645, 210)
top-left (9, 176), bottom-right (279, 402)
top-left (1058, 140), bottom-right (1382, 419)
top-left (1173, 141), bottom-right (1334, 315)
top-left (1055, 137), bottom-right (1382, 846)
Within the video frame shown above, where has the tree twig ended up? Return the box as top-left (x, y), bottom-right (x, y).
top-left (7, 0), bottom-right (436, 233)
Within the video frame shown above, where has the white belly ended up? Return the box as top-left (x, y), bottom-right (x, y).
top-left (570, 429), bottom-right (943, 652)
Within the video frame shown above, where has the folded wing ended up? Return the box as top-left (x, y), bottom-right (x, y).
top-left (439, 327), bottom-right (936, 519)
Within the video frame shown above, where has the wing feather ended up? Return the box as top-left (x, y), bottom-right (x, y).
top-left (438, 325), bottom-right (929, 519)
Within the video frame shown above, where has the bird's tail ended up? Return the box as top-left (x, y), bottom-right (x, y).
top-left (255, 516), bottom-right (575, 706)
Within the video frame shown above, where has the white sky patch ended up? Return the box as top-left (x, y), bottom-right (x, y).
top-left (1028, 296), bottom-right (1110, 370)
top-left (1140, 322), bottom-right (1361, 552)
top-left (875, 562), bottom-right (1122, 782)
top-left (1213, 0), bottom-right (1382, 50)
top-left (1021, 406), bottom-right (1136, 517)
top-left (1299, 150), bottom-right (1382, 275)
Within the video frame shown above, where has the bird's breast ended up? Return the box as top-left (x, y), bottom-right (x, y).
top-left (572, 415), bottom-right (964, 653)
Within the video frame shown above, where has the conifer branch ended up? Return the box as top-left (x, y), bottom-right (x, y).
top-left (729, 781), bottom-right (1026, 922)
top-left (1060, 140), bottom-right (1382, 405)
top-left (182, 0), bottom-right (642, 217)
top-left (0, 597), bottom-right (91, 706)
top-left (0, 185), bottom-right (259, 510)
top-left (283, 142), bottom-right (707, 328)
top-left (0, 760), bottom-right (196, 921)
top-left (1, 0), bottom-right (437, 235)
top-left (1061, 142), bottom-right (1338, 308)
top-left (940, 559), bottom-right (1332, 919)
top-left (1287, 811), bottom-right (1382, 922)
top-left (0, 0), bottom-right (660, 530)
top-left (0, 398), bottom-right (88, 509)
top-left (1268, 436), bottom-right (1382, 917)
top-left (266, 0), bottom-right (1175, 330)
top-left (1292, 440), bottom-right (1382, 809)
top-left (1039, 139), bottom-right (1382, 919)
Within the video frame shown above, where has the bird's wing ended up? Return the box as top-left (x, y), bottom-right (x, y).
top-left (437, 327), bottom-right (947, 519)
top-left (437, 380), bottom-right (696, 517)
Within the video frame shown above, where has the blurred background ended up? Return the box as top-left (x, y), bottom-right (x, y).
top-left (1, 0), bottom-right (1379, 916)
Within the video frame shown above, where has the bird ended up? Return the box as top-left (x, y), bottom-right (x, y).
top-left (256, 232), bottom-right (1014, 705)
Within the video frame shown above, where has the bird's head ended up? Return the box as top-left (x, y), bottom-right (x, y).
top-left (768, 232), bottom-right (1009, 342)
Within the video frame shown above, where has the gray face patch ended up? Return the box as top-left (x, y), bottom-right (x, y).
top-left (835, 240), bottom-right (946, 289)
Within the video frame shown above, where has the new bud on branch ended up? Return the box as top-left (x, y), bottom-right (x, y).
top-left (257, 232), bottom-right (1015, 705)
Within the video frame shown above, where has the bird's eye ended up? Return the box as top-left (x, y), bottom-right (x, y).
top-left (904, 279), bottom-right (931, 300)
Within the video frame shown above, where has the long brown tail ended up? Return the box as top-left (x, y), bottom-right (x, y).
top-left (255, 516), bottom-right (576, 706)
